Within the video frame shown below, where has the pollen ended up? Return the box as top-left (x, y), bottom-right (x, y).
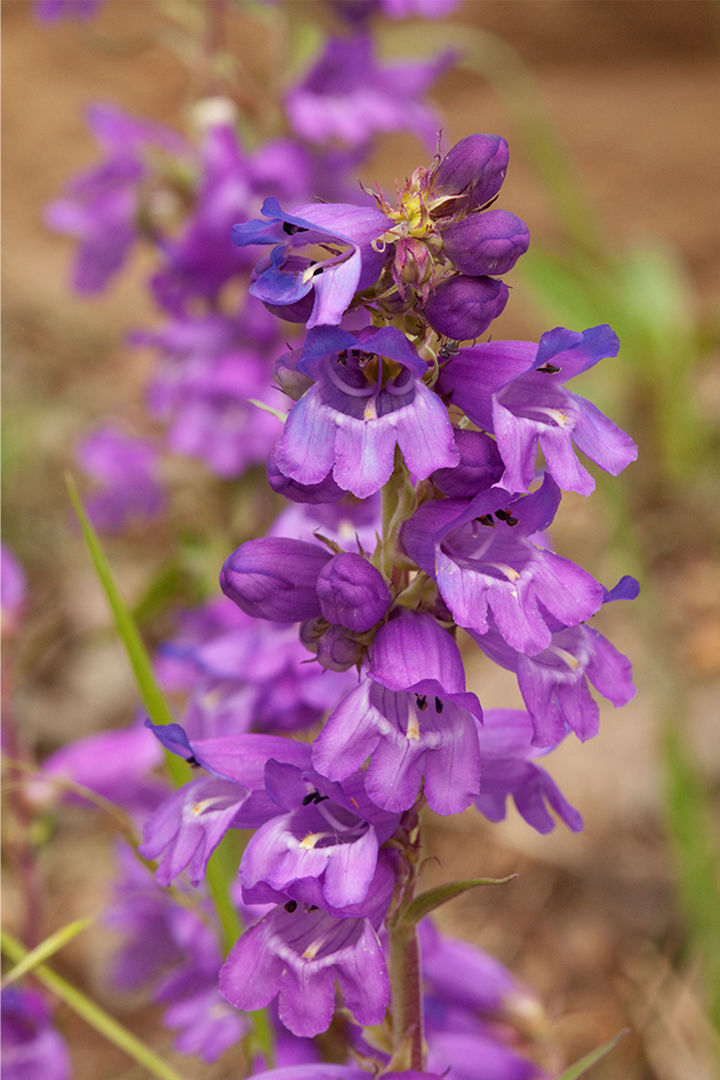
top-left (363, 398), bottom-right (378, 422)
top-left (406, 714), bottom-right (421, 741)
top-left (303, 942), bottom-right (320, 961)
top-left (299, 832), bottom-right (322, 849)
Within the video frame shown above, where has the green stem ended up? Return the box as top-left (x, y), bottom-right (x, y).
top-left (1, 930), bottom-right (186, 1080)
top-left (387, 805), bottom-right (424, 1070)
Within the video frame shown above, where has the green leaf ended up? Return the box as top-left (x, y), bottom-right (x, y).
top-left (402, 875), bottom-right (517, 926)
top-left (65, 474), bottom-right (188, 789)
top-left (1, 916), bottom-right (93, 988)
top-left (1, 929), bottom-right (186, 1080)
top-left (554, 1028), bottom-right (628, 1079)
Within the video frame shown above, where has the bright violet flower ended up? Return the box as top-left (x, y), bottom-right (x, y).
top-left (240, 763), bottom-right (400, 910)
top-left (426, 1028), bottom-right (546, 1080)
top-left (470, 588), bottom-right (637, 747)
top-left (46, 104), bottom-right (187, 293)
top-left (249, 1066), bottom-right (363, 1080)
top-left (440, 209), bottom-right (530, 277)
top-left (422, 273), bottom-right (509, 341)
top-left (316, 553), bottom-right (391, 632)
top-left (220, 537), bottom-right (332, 622)
top-left (473, 710), bottom-right (583, 833)
top-left (77, 425), bottom-right (164, 532)
top-left (152, 123), bottom-right (310, 314)
top-left (430, 428), bottom-right (504, 498)
top-left (438, 324), bottom-right (638, 495)
top-left (312, 611), bottom-right (482, 815)
top-left (286, 34), bottom-right (452, 149)
top-left (272, 325), bottom-right (459, 499)
top-left (0, 988), bottom-right (70, 1080)
top-left (219, 858), bottom-right (393, 1037)
top-left (431, 133), bottom-right (509, 214)
top-left (231, 197), bottom-right (390, 327)
top-left (401, 475), bottom-right (605, 654)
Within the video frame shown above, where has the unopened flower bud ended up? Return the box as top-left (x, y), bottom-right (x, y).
top-left (423, 275), bottom-right (508, 340)
top-left (441, 209), bottom-right (529, 276)
top-left (316, 553), bottom-right (391, 632)
top-left (220, 538), bottom-right (331, 622)
top-left (432, 134), bottom-right (509, 211)
top-left (316, 624), bottom-right (365, 671)
top-left (431, 429), bottom-right (503, 497)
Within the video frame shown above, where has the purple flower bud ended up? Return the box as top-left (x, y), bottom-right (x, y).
top-left (317, 624), bottom-right (366, 671)
top-left (220, 538), bottom-right (331, 622)
top-left (431, 429), bottom-right (503, 497)
top-left (432, 134), bottom-right (509, 211)
top-left (316, 553), bottom-right (391, 632)
top-left (423, 275), bottom-right (508, 340)
top-left (441, 210), bottom-right (530, 277)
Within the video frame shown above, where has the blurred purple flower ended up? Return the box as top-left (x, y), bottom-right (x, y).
top-left (1, 988), bottom-right (70, 1080)
top-left (35, 0), bottom-right (102, 22)
top-left (1, 544), bottom-right (27, 636)
top-left (77, 424), bottom-right (164, 532)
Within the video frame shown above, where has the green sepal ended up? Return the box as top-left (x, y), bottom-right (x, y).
top-left (401, 874), bottom-right (517, 927)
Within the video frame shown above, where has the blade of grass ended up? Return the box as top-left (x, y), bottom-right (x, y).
top-left (65, 473), bottom-right (187, 789)
top-left (1, 929), bottom-right (186, 1080)
top-left (1, 916), bottom-right (93, 988)
top-left (554, 1028), bottom-right (629, 1079)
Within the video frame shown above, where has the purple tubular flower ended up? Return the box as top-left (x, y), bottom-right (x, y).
top-left (248, 1067), bottom-right (363, 1080)
top-left (473, 710), bottom-right (583, 833)
top-left (162, 986), bottom-right (246, 1063)
top-left (267, 447), bottom-right (346, 505)
top-left (46, 104), bottom-right (187, 293)
top-left (1, 988), bottom-right (70, 1080)
top-left (470, 584), bottom-right (637, 746)
top-left (139, 775), bottom-right (256, 886)
top-left (312, 612), bottom-right (482, 815)
top-left (219, 859), bottom-right (393, 1037)
top-left (382, 0), bottom-right (463, 15)
top-left (32, 724), bottom-right (164, 814)
top-left (431, 134), bottom-right (509, 213)
top-left (286, 33), bottom-right (452, 149)
top-left (220, 538), bottom-right (331, 622)
top-left (438, 325), bottom-right (638, 495)
top-left (77, 425), bottom-right (163, 532)
top-left (423, 275), bottom-right (509, 340)
top-left (232, 197), bottom-right (390, 327)
top-left (316, 554), bottom-right (391, 632)
top-left (431, 428), bottom-right (503, 497)
top-left (426, 1030), bottom-right (546, 1080)
top-left (441, 210), bottom-right (530, 276)
top-left (240, 764), bottom-right (400, 910)
top-left (272, 325), bottom-right (459, 499)
top-left (401, 475), bottom-right (605, 654)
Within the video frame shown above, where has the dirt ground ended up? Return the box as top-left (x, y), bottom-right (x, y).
top-left (3, 2), bottom-right (720, 1078)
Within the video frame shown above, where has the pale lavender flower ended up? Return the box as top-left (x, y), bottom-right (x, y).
top-left (286, 34), bottom-right (452, 149)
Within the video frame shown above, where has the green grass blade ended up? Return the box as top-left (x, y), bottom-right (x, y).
top-left (554, 1028), bottom-right (629, 1079)
top-left (1, 916), bottom-right (93, 988)
top-left (1, 929), bottom-right (186, 1080)
top-left (664, 720), bottom-right (720, 1032)
top-left (65, 473), bottom-right (187, 788)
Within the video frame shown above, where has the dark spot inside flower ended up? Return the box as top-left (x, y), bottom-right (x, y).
top-left (336, 350), bottom-right (348, 367)
top-left (307, 905), bottom-right (318, 912)
top-left (282, 222), bottom-right (307, 236)
top-left (302, 790), bottom-right (330, 806)
top-left (434, 697), bottom-right (444, 713)
top-left (495, 509), bottom-right (519, 527)
top-left (537, 362), bottom-right (560, 374)
top-left (187, 755), bottom-right (200, 768)
top-left (476, 514), bottom-right (495, 527)
top-left (284, 900), bottom-right (298, 913)
top-left (415, 694), bottom-right (428, 711)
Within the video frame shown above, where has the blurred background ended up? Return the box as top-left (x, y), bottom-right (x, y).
top-left (3, 2), bottom-right (720, 1078)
